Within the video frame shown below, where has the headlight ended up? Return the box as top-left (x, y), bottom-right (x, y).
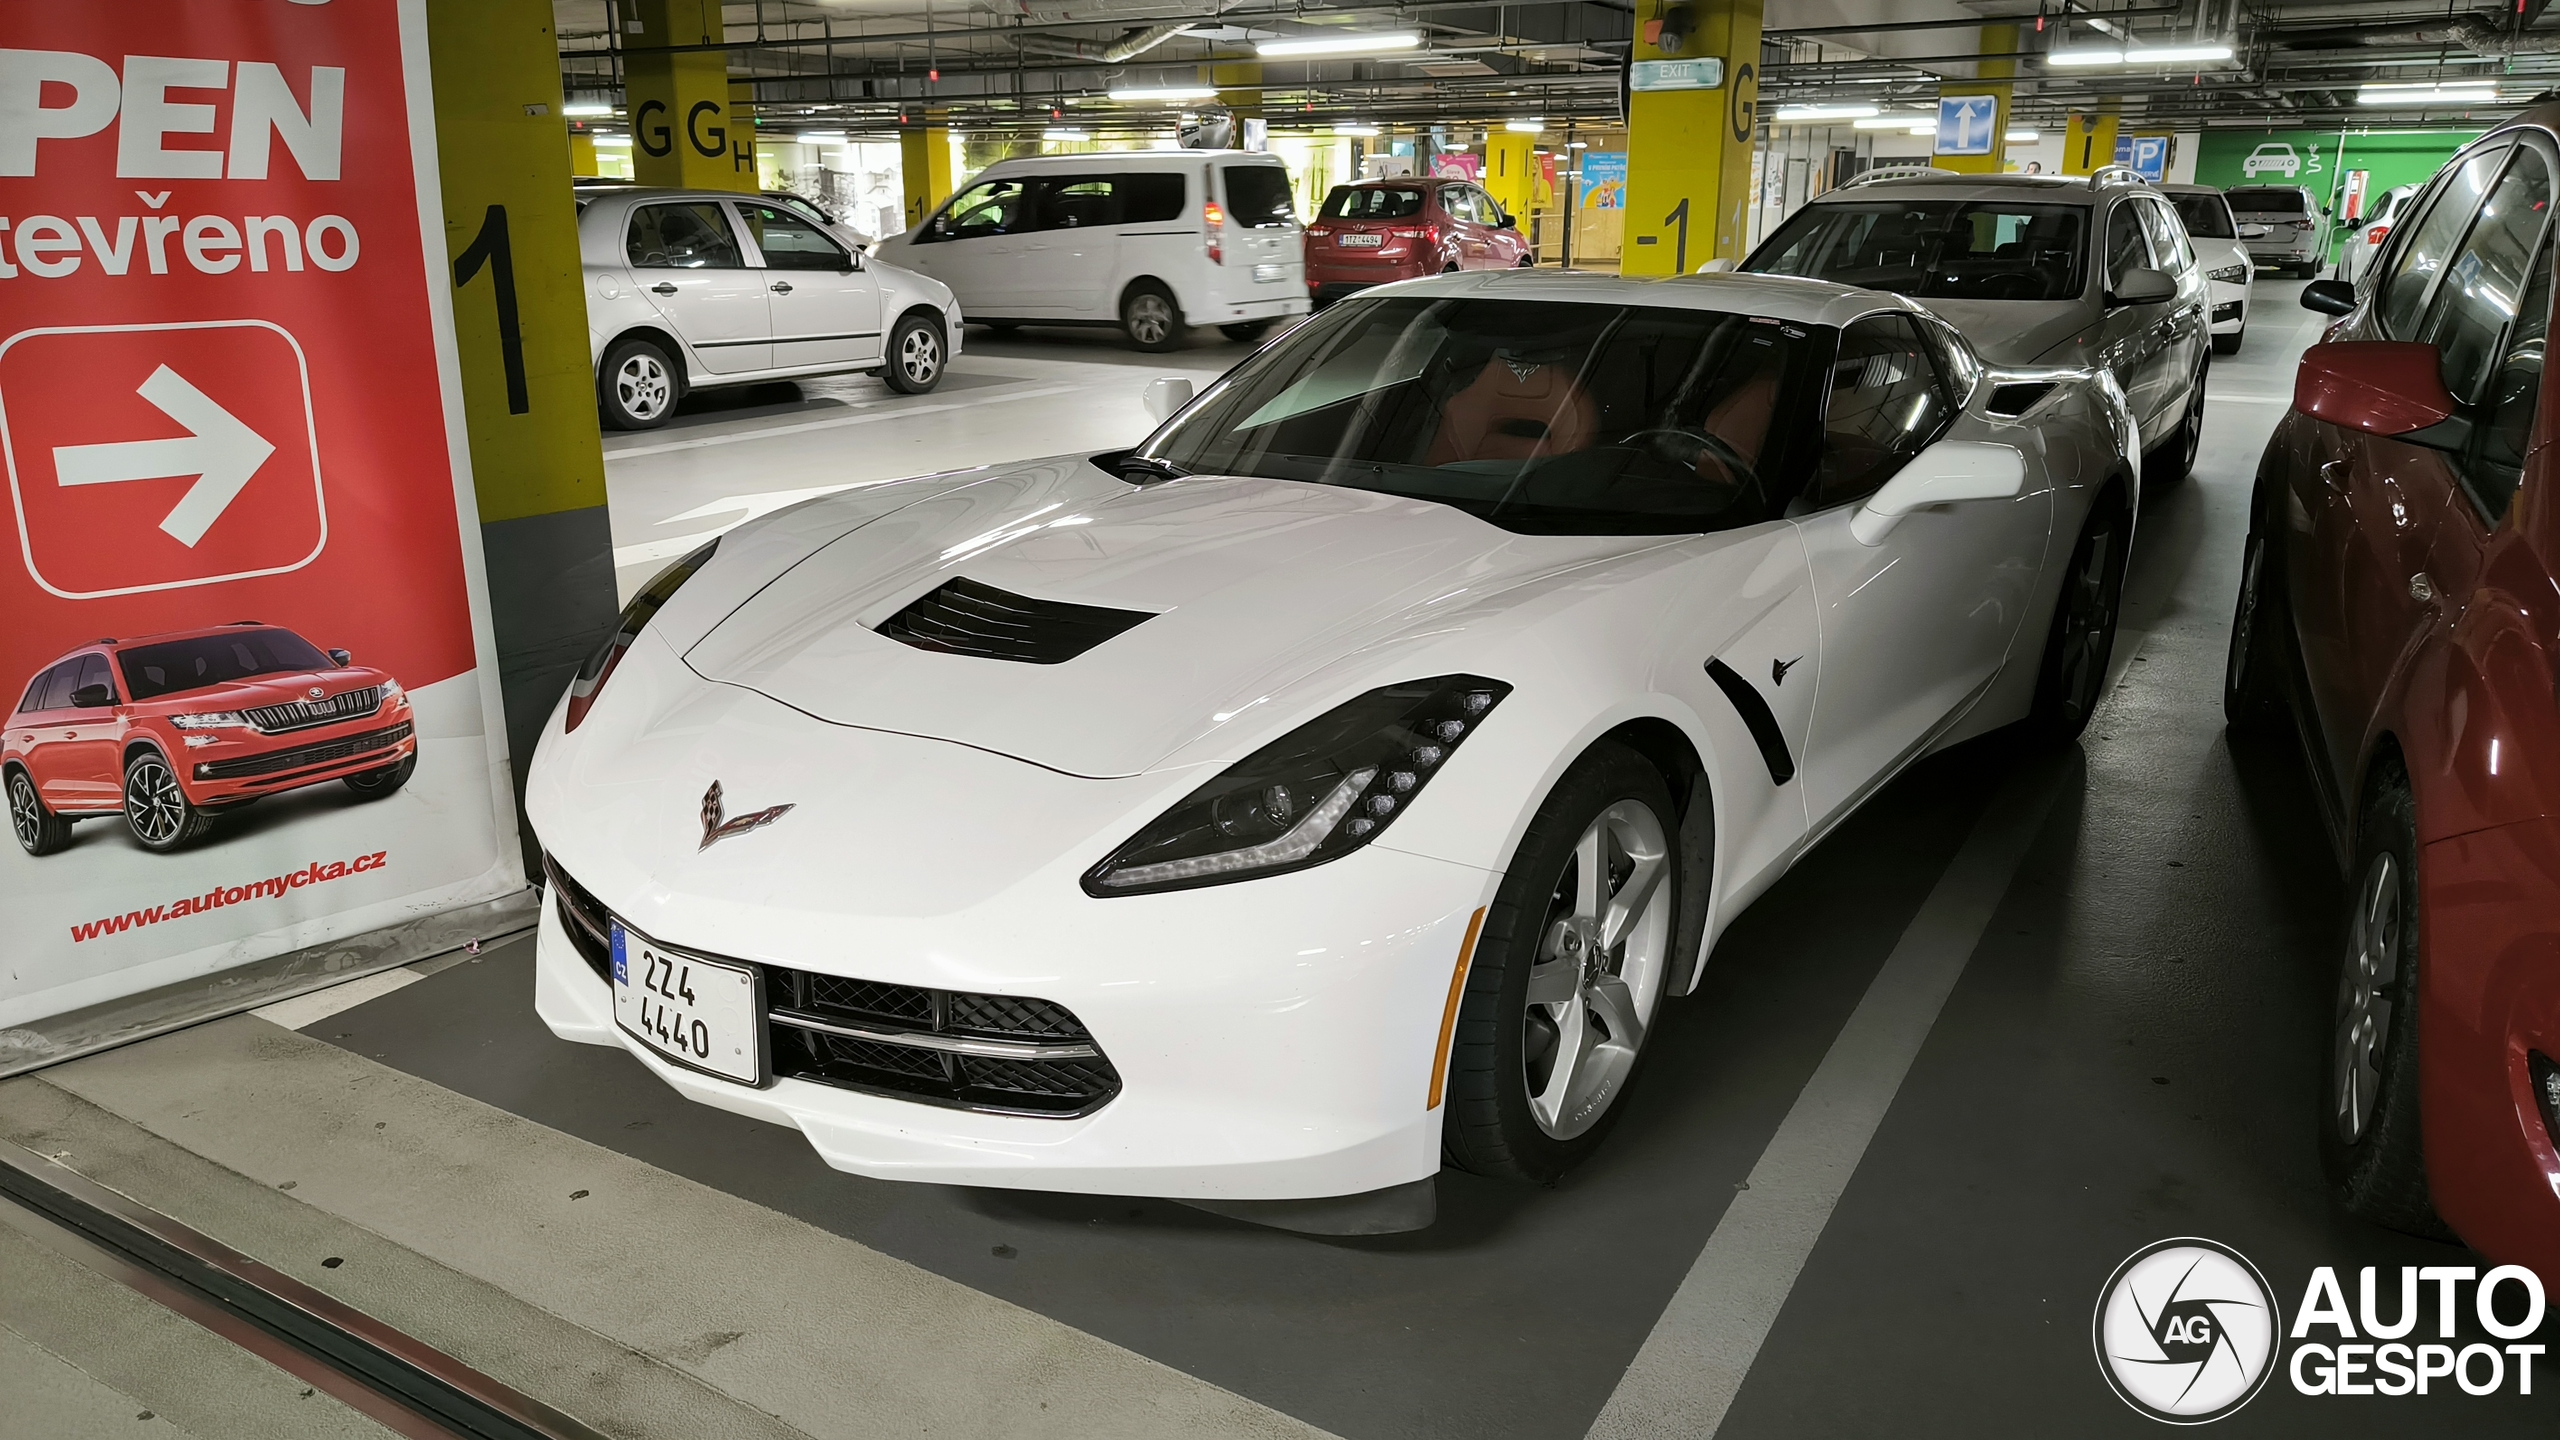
top-left (563, 539), bottom-right (719, 733)
top-left (380, 679), bottom-right (404, 702)
top-left (2207, 263), bottom-right (2249, 284)
top-left (170, 712), bottom-right (245, 730)
top-left (1083, 675), bottom-right (1511, 896)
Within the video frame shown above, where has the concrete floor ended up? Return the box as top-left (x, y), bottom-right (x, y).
top-left (8, 295), bottom-right (2554, 1438)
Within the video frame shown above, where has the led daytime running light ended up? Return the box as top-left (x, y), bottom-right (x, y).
top-left (1094, 768), bottom-right (1377, 888)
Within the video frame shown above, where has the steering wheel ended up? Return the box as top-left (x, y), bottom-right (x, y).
top-left (1621, 427), bottom-right (1759, 489)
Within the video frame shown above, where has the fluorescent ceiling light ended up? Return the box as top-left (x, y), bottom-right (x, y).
top-left (2358, 81), bottom-right (2499, 105)
top-left (1772, 104), bottom-right (1879, 123)
top-left (1258, 31), bottom-right (1421, 59)
top-left (563, 103), bottom-right (615, 118)
top-left (1108, 86), bottom-right (1219, 102)
top-left (1908, 124), bottom-right (1937, 135)
top-left (798, 131), bottom-right (847, 144)
top-left (2007, 128), bottom-right (2040, 141)
top-left (1567, 140), bottom-right (1588, 149)
top-left (2046, 44), bottom-right (2234, 67)
top-left (1852, 113), bottom-right (1934, 130)
top-left (1335, 123), bottom-right (1382, 136)
top-left (592, 135), bottom-right (632, 147)
top-left (1506, 118), bottom-right (1544, 133)
top-left (1043, 128), bottom-right (1089, 140)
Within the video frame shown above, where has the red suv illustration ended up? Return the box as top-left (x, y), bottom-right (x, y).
top-left (1303, 178), bottom-right (1534, 306)
top-left (6, 623), bottom-right (416, 856)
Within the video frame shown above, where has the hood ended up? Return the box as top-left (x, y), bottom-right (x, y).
top-left (1917, 298), bottom-right (2094, 369)
top-left (680, 460), bottom-right (1641, 777)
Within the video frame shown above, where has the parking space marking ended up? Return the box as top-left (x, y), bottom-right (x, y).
top-left (1585, 751), bottom-right (2067, 1439)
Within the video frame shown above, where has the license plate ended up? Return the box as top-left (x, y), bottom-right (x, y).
top-left (1338, 232), bottom-right (1383, 248)
top-left (1253, 262), bottom-right (1285, 282)
top-left (612, 924), bottom-right (762, 1085)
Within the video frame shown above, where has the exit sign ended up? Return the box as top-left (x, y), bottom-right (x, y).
top-left (1630, 58), bottom-right (1727, 92)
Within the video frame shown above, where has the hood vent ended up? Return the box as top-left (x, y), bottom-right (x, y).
top-left (876, 576), bottom-right (1156, 664)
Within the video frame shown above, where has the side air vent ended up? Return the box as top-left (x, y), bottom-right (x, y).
top-left (876, 576), bottom-right (1156, 665)
top-left (1985, 382), bottom-right (2060, 418)
top-left (1704, 659), bottom-right (1797, 786)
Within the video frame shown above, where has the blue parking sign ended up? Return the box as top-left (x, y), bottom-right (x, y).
top-left (2112, 133), bottom-right (2169, 181)
top-left (1936, 95), bottom-right (1998, 156)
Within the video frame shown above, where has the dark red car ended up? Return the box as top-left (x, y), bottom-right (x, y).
top-left (2228, 109), bottom-right (2560, 1285)
top-left (1302, 177), bottom-right (1534, 305)
top-left (7, 623), bottom-right (416, 856)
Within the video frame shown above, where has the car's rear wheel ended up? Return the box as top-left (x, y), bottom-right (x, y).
top-left (881, 313), bottom-right (945, 394)
top-left (1119, 282), bottom-right (1180, 352)
top-left (123, 750), bottom-right (213, 853)
top-left (2028, 485), bottom-right (2131, 740)
top-left (1443, 743), bottom-right (1678, 1182)
top-left (342, 753), bottom-right (415, 800)
top-left (2321, 760), bottom-right (2450, 1237)
top-left (599, 337), bottom-right (678, 431)
top-left (9, 769), bottom-right (71, 857)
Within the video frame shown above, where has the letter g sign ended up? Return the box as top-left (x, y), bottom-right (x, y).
top-left (686, 100), bottom-right (725, 159)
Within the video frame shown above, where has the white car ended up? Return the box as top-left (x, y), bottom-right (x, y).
top-left (578, 186), bottom-right (964, 430)
top-left (2334, 182), bottom-right (2420, 287)
top-left (2240, 143), bottom-right (2301, 179)
top-left (872, 150), bottom-right (1310, 352)
top-left (525, 272), bottom-right (2137, 1232)
top-left (2162, 184), bottom-right (2253, 354)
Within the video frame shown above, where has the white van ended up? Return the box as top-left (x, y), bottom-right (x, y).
top-left (873, 151), bottom-right (1310, 351)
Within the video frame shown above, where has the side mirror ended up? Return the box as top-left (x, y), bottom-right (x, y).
top-left (1498, 212), bottom-right (1517, 230)
top-left (2106, 267), bottom-right (2175, 307)
top-left (2238, 223), bottom-right (2270, 240)
top-left (1143, 377), bottom-right (1195, 425)
top-left (2294, 341), bottom-right (2466, 449)
top-left (328, 648), bottom-right (352, 666)
top-left (1851, 442), bottom-right (2027, 546)
top-left (1695, 258), bottom-right (1736, 275)
top-left (2300, 278), bottom-right (2357, 316)
top-left (69, 684), bottom-right (114, 709)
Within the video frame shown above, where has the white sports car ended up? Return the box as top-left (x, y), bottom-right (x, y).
top-left (527, 272), bottom-right (2138, 1233)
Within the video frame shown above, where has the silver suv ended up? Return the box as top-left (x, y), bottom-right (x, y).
top-left (1742, 168), bottom-right (2214, 483)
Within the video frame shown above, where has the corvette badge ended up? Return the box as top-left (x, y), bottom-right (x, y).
top-left (700, 780), bottom-right (793, 851)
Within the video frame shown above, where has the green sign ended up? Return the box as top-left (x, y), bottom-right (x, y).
top-left (2196, 130), bottom-right (2476, 259)
top-left (1629, 58), bottom-right (1725, 92)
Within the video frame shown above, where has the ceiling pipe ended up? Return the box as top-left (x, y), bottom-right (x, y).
top-left (2277, 12), bottom-right (2560, 56)
top-left (1014, 21), bottom-right (1196, 64)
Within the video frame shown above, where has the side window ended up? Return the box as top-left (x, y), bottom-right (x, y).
top-left (1814, 314), bottom-right (1956, 508)
top-left (1477, 188), bottom-right (1507, 224)
top-left (2137, 198), bottom-right (2192, 276)
top-left (736, 203), bottom-right (849, 270)
top-left (625, 203), bottom-right (743, 269)
top-left (1118, 172), bottom-right (1188, 224)
top-left (1036, 175), bottom-right (1120, 230)
top-left (2460, 229), bottom-right (2553, 526)
top-left (2379, 146), bottom-right (2509, 336)
top-left (2416, 146), bottom-right (2553, 403)
top-left (2104, 203), bottom-right (2153, 289)
top-left (1916, 317), bottom-right (1980, 398)
top-left (31, 662), bottom-right (78, 712)
top-left (932, 179), bottom-right (1031, 241)
top-left (1446, 187), bottom-right (1481, 223)
top-left (70, 654), bottom-right (112, 707)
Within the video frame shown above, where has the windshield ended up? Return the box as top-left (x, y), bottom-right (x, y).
top-left (119, 629), bottom-right (334, 701)
top-left (1133, 296), bottom-right (1823, 536)
top-left (1744, 200), bottom-right (2089, 302)
top-left (1323, 186), bottom-right (1426, 220)
top-left (2172, 193), bottom-right (2236, 239)
top-left (2226, 187), bottom-right (2309, 214)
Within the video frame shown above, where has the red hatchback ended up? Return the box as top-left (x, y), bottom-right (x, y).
top-left (1303, 177), bottom-right (1533, 304)
top-left (6, 624), bottom-right (416, 856)
top-left (2228, 109), bottom-right (2560, 1285)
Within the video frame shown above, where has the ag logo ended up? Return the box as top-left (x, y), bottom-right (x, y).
top-left (2094, 1238), bottom-right (2280, 1423)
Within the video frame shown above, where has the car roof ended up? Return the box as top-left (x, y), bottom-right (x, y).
top-left (1365, 267), bottom-right (1928, 329)
top-left (2157, 183), bottom-right (2221, 196)
top-left (1803, 172), bottom-right (2113, 207)
top-left (978, 150), bottom-right (1280, 172)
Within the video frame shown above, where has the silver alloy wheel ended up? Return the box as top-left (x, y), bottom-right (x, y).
top-left (615, 352), bottom-right (672, 420)
top-left (1125, 293), bottom-right (1174, 347)
top-left (9, 772), bottom-right (40, 849)
top-left (2332, 851), bottom-right (2400, 1144)
top-left (897, 325), bottom-right (942, 385)
top-left (1522, 799), bottom-right (1674, 1140)
top-left (124, 754), bottom-right (187, 846)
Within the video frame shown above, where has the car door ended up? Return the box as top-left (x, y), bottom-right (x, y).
top-left (55, 653), bottom-right (122, 805)
top-left (1021, 174), bottom-right (1120, 315)
top-left (1793, 313), bottom-right (2053, 833)
top-left (901, 176), bottom-right (1039, 315)
top-left (735, 200), bottom-right (881, 369)
top-left (2133, 194), bottom-right (2208, 405)
top-left (2096, 199), bottom-right (2174, 440)
top-left (624, 200), bottom-right (770, 374)
top-left (16, 661), bottom-right (80, 806)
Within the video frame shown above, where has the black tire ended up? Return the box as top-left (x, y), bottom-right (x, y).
top-left (122, 749), bottom-right (213, 853)
top-left (2213, 326), bottom-right (2244, 355)
top-left (1516, 253), bottom-right (1536, 267)
top-left (2224, 514), bottom-right (2291, 736)
top-left (2143, 359), bottom-right (2206, 487)
top-left (598, 336), bottom-right (679, 431)
top-left (2027, 485), bottom-right (2132, 740)
top-left (2321, 759), bottom-right (2451, 1237)
top-left (1443, 743), bottom-right (1681, 1183)
top-left (881, 313), bottom-right (946, 395)
top-left (342, 752), bottom-right (415, 800)
top-left (1218, 320), bottom-right (1275, 344)
top-left (9, 768), bottom-right (71, 857)
top-left (1119, 281), bottom-right (1181, 352)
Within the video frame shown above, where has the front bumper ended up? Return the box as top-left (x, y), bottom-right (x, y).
top-left (170, 705), bottom-right (415, 804)
top-left (2209, 279), bottom-right (2248, 333)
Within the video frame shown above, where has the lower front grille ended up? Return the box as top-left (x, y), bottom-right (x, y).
top-left (542, 854), bottom-right (614, 983)
top-left (195, 722), bottom-right (412, 781)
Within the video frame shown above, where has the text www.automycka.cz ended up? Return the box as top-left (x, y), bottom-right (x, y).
top-left (69, 850), bottom-right (390, 943)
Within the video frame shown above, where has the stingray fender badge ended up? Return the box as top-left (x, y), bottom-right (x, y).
top-left (700, 780), bottom-right (793, 850)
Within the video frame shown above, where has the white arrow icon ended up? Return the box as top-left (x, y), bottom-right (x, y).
top-left (52, 366), bottom-right (275, 548)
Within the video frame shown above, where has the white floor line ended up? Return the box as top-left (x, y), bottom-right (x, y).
top-left (249, 966), bottom-right (428, 1031)
top-left (1584, 753), bottom-right (2067, 1439)
top-left (601, 382), bottom-right (1087, 460)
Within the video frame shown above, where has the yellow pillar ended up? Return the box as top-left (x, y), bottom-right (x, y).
top-left (425, 0), bottom-right (622, 871)
top-left (2063, 109), bottom-right (2120, 176)
top-left (902, 122), bottom-right (953, 229)
top-left (624, 0), bottom-right (754, 191)
top-left (1936, 23), bottom-right (2016, 176)
top-left (567, 130), bottom-right (599, 177)
top-left (1622, 0), bottom-right (1764, 275)
top-left (1484, 132), bottom-right (1536, 223)
top-left (1214, 61), bottom-right (1263, 124)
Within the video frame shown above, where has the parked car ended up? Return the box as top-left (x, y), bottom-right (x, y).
top-left (1302, 177), bottom-right (1534, 305)
top-left (2241, 142), bottom-right (2303, 179)
top-left (872, 150), bottom-right (1309, 353)
top-left (1742, 168), bottom-right (2211, 486)
top-left (2227, 184), bottom-right (2329, 276)
top-left (2232, 110), bottom-right (2560, 1286)
top-left (578, 186), bottom-right (962, 431)
top-left (8, 625), bottom-right (415, 856)
top-left (2163, 182), bottom-right (2254, 353)
top-left (2334, 182), bottom-right (2421, 287)
top-left (526, 269), bottom-right (2137, 1231)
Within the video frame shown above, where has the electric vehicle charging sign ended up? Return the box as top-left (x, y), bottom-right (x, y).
top-left (0, 2), bottom-right (522, 1036)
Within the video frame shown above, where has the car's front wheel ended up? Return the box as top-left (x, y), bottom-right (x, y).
top-left (1443, 743), bottom-right (1679, 1182)
top-left (2144, 360), bottom-right (2207, 486)
top-left (881, 313), bottom-right (946, 394)
top-left (9, 769), bottom-right (71, 856)
top-left (599, 337), bottom-right (678, 431)
top-left (2224, 524), bottom-right (2292, 735)
top-left (123, 750), bottom-right (213, 853)
top-left (342, 753), bottom-right (415, 800)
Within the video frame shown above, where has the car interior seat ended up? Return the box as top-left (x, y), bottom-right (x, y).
top-left (1424, 354), bottom-right (1600, 465)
